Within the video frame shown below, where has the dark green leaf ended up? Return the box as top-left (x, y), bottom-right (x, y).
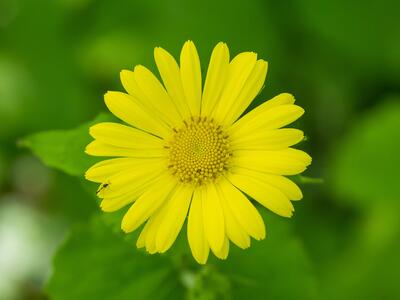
top-left (215, 212), bottom-right (319, 300)
top-left (20, 113), bottom-right (112, 177)
top-left (46, 215), bottom-right (184, 300)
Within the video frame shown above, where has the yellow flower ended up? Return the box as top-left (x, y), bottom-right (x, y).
top-left (85, 41), bottom-right (311, 264)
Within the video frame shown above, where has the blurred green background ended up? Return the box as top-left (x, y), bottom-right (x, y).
top-left (1, 0), bottom-right (399, 299)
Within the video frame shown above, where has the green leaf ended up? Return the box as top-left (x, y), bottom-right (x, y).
top-left (331, 98), bottom-right (400, 208)
top-left (46, 209), bottom-right (317, 300)
top-left (46, 215), bottom-right (184, 300)
top-left (20, 113), bottom-right (113, 177)
top-left (214, 212), bottom-right (319, 300)
top-left (181, 211), bottom-right (318, 300)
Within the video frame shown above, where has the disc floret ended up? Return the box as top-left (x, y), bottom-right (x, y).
top-left (168, 116), bottom-right (231, 185)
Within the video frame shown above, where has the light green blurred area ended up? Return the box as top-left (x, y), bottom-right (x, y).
top-left (0, 0), bottom-right (399, 299)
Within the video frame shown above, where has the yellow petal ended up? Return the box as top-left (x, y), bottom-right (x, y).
top-left (230, 104), bottom-right (304, 137)
top-left (232, 167), bottom-right (303, 201)
top-left (156, 184), bottom-right (193, 253)
top-left (85, 140), bottom-right (166, 158)
top-left (229, 93), bottom-right (295, 131)
top-left (213, 235), bottom-right (229, 260)
top-left (154, 47), bottom-right (191, 119)
top-left (211, 52), bottom-right (257, 123)
top-left (85, 158), bottom-right (150, 183)
top-left (231, 148), bottom-right (312, 176)
top-left (230, 128), bottom-right (304, 151)
top-left (95, 163), bottom-right (166, 199)
top-left (180, 40), bottom-right (202, 116)
top-left (201, 42), bottom-right (230, 116)
top-left (100, 193), bottom-right (136, 212)
top-left (223, 59), bottom-right (268, 126)
top-left (120, 69), bottom-right (136, 95)
top-left (104, 91), bottom-right (171, 138)
top-left (121, 174), bottom-right (176, 233)
top-left (256, 92), bottom-right (295, 110)
top-left (143, 210), bottom-right (165, 254)
top-left (121, 68), bottom-right (179, 127)
top-left (218, 177), bottom-right (265, 240)
top-left (228, 172), bottom-right (294, 218)
top-left (187, 187), bottom-right (210, 264)
top-left (202, 183), bottom-right (225, 253)
top-left (89, 122), bottom-right (164, 149)
top-left (216, 182), bottom-right (250, 249)
top-left (136, 221), bottom-right (149, 249)
top-left (97, 177), bottom-right (148, 205)
top-left (131, 65), bottom-right (183, 128)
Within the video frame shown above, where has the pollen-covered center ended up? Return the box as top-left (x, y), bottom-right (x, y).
top-left (168, 117), bottom-right (230, 184)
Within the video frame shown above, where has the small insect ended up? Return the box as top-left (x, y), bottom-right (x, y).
top-left (96, 182), bottom-right (110, 195)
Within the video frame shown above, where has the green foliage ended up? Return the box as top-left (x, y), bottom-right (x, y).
top-left (20, 113), bottom-right (112, 177)
top-left (46, 215), bottom-right (184, 300)
top-left (331, 98), bottom-right (400, 207)
top-left (216, 213), bottom-right (318, 300)
top-left (46, 214), bottom-right (317, 300)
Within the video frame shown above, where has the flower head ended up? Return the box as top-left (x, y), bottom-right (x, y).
top-left (85, 41), bottom-right (311, 264)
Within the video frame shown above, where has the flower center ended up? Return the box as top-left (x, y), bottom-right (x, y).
top-left (168, 116), bottom-right (231, 185)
